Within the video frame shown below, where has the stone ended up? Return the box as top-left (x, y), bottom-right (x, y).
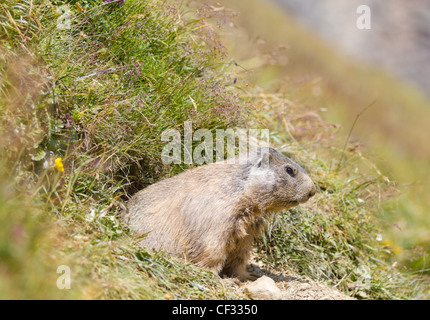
top-left (243, 276), bottom-right (281, 300)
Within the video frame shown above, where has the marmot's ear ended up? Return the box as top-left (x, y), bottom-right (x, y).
top-left (256, 151), bottom-right (271, 168)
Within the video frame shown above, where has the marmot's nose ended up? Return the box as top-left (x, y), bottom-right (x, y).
top-left (308, 184), bottom-right (317, 198)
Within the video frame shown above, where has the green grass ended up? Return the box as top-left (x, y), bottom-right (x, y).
top-left (0, 0), bottom-right (429, 300)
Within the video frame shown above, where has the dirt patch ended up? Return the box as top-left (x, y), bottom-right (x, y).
top-left (223, 263), bottom-right (354, 300)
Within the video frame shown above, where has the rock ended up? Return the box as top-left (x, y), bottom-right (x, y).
top-left (243, 276), bottom-right (282, 300)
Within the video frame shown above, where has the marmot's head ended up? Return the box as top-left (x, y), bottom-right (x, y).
top-left (247, 147), bottom-right (316, 210)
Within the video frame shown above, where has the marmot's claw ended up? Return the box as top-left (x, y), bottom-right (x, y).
top-left (245, 264), bottom-right (261, 281)
top-left (247, 272), bottom-right (260, 281)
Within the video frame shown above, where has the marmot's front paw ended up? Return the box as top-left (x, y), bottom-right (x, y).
top-left (245, 264), bottom-right (261, 281)
top-left (235, 265), bottom-right (261, 281)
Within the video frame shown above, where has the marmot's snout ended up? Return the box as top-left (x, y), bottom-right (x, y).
top-left (309, 178), bottom-right (317, 197)
top-left (308, 183), bottom-right (317, 199)
top-left (296, 173), bottom-right (317, 204)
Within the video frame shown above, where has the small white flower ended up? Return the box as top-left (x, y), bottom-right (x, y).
top-left (85, 208), bottom-right (96, 222)
top-left (376, 234), bottom-right (383, 241)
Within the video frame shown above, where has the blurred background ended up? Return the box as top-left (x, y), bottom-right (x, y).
top-left (275, 0), bottom-right (430, 97)
top-left (212, 0), bottom-right (430, 273)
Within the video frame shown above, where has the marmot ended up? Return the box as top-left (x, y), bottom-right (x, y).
top-left (124, 147), bottom-right (316, 280)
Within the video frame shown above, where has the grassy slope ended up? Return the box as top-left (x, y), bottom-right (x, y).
top-left (0, 0), bottom-right (428, 299)
top-left (0, 0), bottom-right (246, 299)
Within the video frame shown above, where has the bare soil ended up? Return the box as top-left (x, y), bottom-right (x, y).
top-left (223, 262), bottom-right (354, 300)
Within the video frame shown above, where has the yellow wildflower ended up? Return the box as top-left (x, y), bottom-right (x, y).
top-left (381, 238), bottom-right (402, 255)
top-left (55, 157), bottom-right (64, 172)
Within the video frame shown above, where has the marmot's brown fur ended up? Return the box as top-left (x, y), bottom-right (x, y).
top-left (125, 147), bottom-right (316, 280)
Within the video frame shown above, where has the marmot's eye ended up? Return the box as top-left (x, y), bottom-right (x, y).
top-left (285, 166), bottom-right (294, 177)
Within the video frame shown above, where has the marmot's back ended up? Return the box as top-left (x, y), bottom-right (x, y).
top-left (125, 162), bottom-right (245, 253)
